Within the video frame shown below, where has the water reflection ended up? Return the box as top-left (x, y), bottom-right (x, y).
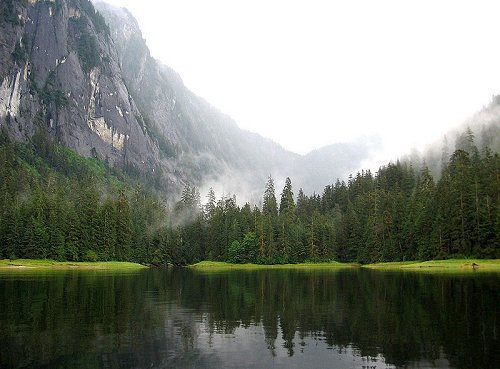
top-left (0, 268), bottom-right (498, 368)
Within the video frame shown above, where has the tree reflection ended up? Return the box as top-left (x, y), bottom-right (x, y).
top-left (0, 269), bottom-right (498, 369)
top-left (178, 269), bottom-right (499, 369)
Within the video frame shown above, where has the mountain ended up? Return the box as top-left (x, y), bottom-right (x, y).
top-left (1, 0), bottom-right (497, 202)
top-left (0, 0), bottom-right (160, 172)
top-left (293, 136), bottom-right (383, 192)
top-left (97, 1), bottom-right (307, 191)
top-left (1, 0), bottom-right (498, 267)
top-left (0, 0), bottom-right (299, 201)
top-left (95, 1), bottom-right (384, 196)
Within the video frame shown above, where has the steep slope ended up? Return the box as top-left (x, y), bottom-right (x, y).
top-left (0, 0), bottom-right (160, 173)
top-left (95, 2), bottom-right (299, 196)
top-left (0, 0), bottom-right (302, 200)
top-left (5, 0), bottom-right (495, 202)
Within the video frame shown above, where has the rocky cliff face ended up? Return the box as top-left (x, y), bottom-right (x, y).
top-left (3, 0), bottom-right (435, 199)
top-left (95, 1), bottom-right (299, 194)
top-left (0, 0), bottom-right (301, 199)
top-left (0, 0), bottom-right (159, 174)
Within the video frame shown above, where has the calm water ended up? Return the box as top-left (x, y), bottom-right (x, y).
top-left (0, 268), bottom-right (498, 369)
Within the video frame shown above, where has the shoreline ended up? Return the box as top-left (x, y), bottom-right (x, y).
top-left (190, 259), bottom-right (500, 272)
top-left (189, 261), bottom-right (359, 270)
top-left (0, 259), bottom-right (148, 270)
top-left (1, 259), bottom-right (498, 272)
top-left (362, 259), bottom-right (500, 272)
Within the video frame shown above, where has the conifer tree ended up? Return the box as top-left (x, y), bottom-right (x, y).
top-left (116, 188), bottom-right (132, 260)
top-left (279, 178), bottom-right (296, 262)
top-left (205, 187), bottom-right (216, 220)
top-left (262, 176), bottom-right (278, 262)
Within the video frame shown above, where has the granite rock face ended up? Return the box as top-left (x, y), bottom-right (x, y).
top-left (0, 0), bottom-right (381, 199)
top-left (0, 0), bottom-right (159, 173)
top-left (95, 1), bottom-right (299, 193)
top-left (0, 0), bottom-right (298, 198)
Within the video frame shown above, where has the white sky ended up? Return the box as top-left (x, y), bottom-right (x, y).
top-left (101, 0), bottom-right (500, 158)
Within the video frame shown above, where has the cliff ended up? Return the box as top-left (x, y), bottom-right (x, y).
top-left (0, 0), bottom-right (298, 198)
top-left (0, 0), bottom-right (160, 174)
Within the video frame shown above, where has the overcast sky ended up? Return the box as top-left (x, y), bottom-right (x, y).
top-left (101, 0), bottom-right (500, 158)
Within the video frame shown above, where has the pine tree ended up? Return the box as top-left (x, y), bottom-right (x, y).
top-left (278, 178), bottom-right (296, 262)
top-left (279, 178), bottom-right (295, 216)
top-left (474, 148), bottom-right (499, 257)
top-left (262, 176), bottom-right (278, 262)
top-left (434, 169), bottom-right (452, 258)
top-left (45, 174), bottom-right (66, 261)
top-left (3, 203), bottom-right (22, 259)
top-left (205, 187), bottom-right (216, 220)
top-left (447, 149), bottom-right (474, 256)
top-left (97, 199), bottom-right (117, 260)
top-left (116, 188), bottom-right (132, 260)
top-left (76, 182), bottom-right (99, 259)
top-left (414, 166), bottom-right (436, 259)
top-left (65, 207), bottom-right (81, 261)
top-left (263, 176), bottom-right (278, 218)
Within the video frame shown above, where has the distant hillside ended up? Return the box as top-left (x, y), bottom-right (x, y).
top-left (402, 96), bottom-right (500, 178)
top-left (292, 136), bottom-right (383, 193)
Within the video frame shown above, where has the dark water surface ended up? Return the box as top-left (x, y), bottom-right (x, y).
top-left (0, 267), bottom-right (498, 369)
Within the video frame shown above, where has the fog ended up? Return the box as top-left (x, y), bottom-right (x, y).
top-left (99, 0), bottom-right (500, 163)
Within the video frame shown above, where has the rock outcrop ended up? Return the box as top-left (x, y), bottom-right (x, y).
top-left (0, 0), bottom-right (159, 173)
top-left (0, 0), bottom-right (299, 198)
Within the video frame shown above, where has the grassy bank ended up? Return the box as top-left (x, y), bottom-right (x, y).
top-left (190, 259), bottom-right (500, 272)
top-left (3, 259), bottom-right (497, 272)
top-left (0, 259), bottom-right (148, 270)
top-left (362, 259), bottom-right (500, 272)
top-left (189, 261), bottom-right (358, 270)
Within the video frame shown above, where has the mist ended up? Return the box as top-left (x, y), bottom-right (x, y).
top-left (92, 0), bottom-right (500, 209)
top-left (99, 0), bottom-right (500, 162)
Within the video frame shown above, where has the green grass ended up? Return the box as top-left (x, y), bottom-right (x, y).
top-left (0, 259), bottom-right (148, 270)
top-left (362, 259), bottom-right (500, 272)
top-left (190, 259), bottom-right (500, 273)
top-left (189, 260), bottom-right (358, 270)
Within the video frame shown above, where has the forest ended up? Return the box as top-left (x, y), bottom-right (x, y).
top-left (0, 127), bottom-right (498, 264)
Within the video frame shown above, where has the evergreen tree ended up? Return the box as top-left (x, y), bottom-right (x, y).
top-left (97, 198), bottom-right (117, 260)
top-left (278, 177), bottom-right (296, 262)
top-left (263, 176), bottom-right (278, 218)
top-left (205, 187), bottom-right (216, 220)
top-left (447, 149), bottom-right (474, 256)
top-left (0, 124), bottom-right (497, 266)
top-left (414, 166), bottom-right (436, 259)
top-left (279, 178), bottom-right (295, 216)
top-left (116, 188), bottom-right (132, 260)
top-left (262, 176), bottom-right (278, 262)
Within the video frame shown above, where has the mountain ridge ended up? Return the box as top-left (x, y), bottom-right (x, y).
top-left (1, 0), bottom-right (498, 201)
top-left (0, 0), bottom-right (160, 171)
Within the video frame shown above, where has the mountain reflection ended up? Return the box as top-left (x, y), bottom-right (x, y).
top-left (0, 269), bottom-right (498, 369)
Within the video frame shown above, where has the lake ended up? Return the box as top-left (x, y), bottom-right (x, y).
top-left (0, 267), bottom-right (498, 369)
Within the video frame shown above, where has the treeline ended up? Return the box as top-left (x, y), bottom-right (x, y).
top-left (168, 128), bottom-right (499, 264)
top-left (0, 127), bottom-right (498, 264)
